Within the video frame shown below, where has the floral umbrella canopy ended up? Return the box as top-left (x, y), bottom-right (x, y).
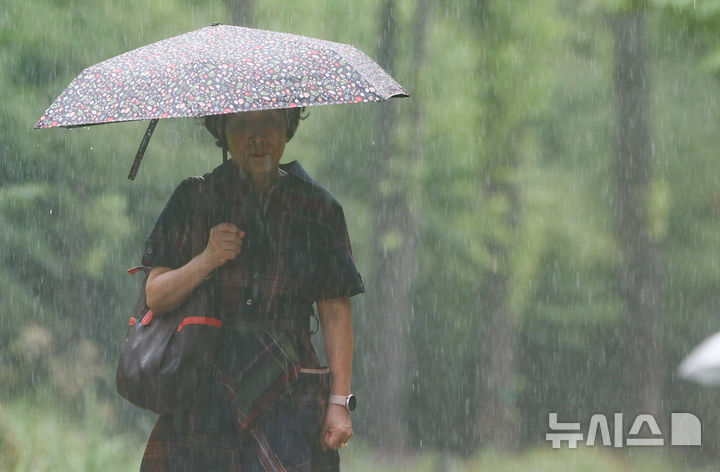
top-left (36, 24), bottom-right (408, 178)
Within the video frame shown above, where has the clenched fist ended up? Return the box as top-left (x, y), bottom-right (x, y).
top-left (320, 404), bottom-right (353, 451)
top-left (203, 223), bottom-right (245, 269)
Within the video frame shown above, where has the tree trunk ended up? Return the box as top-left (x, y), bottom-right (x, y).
top-left (472, 0), bottom-right (521, 452)
top-left (612, 8), bottom-right (664, 418)
top-left (364, 0), bottom-right (415, 454)
top-left (225, 0), bottom-right (254, 26)
top-left (475, 156), bottom-right (521, 452)
top-left (407, 0), bottom-right (431, 160)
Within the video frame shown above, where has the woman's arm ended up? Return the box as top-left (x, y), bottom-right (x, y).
top-left (146, 222), bottom-right (244, 315)
top-left (318, 296), bottom-right (354, 450)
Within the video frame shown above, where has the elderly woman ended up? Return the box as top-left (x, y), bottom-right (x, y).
top-left (138, 108), bottom-right (363, 471)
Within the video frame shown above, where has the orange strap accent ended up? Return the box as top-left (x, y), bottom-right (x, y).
top-left (141, 311), bottom-right (154, 326)
top-left (176, 316), bottom-right (223, 332)
top-left (126, 266), bottom-right (145, 276)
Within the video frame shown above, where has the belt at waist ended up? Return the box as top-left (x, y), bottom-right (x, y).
top-left (225, 317), bottom-right (310, 332)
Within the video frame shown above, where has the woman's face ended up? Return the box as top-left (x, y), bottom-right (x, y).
top-left (225, 110), bottom-right (287, 180)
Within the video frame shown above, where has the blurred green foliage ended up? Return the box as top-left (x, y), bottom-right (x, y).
top-left (4, 0), bottom-right (720, 468)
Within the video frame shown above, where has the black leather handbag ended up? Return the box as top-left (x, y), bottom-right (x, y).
top-left (116, 267), bottom-right (223, 414)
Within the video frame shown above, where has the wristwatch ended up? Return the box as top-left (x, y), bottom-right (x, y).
top-left (329, 393), bottom-right (357, 412)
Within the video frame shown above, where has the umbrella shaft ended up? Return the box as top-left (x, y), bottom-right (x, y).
top-left (128, 119), bottom-right (159, 181)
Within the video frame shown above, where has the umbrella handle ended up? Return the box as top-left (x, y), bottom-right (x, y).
top-left (128, 119), bottom-right (159, 181)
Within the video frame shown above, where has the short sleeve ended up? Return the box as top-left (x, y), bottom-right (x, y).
top-left (315, 202), bottom-right (365, 301)
top-left (141, 178), bottom-right (200, 269)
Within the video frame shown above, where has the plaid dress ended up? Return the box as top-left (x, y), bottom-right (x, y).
top-left (138, 160), bottom-right (364, 471)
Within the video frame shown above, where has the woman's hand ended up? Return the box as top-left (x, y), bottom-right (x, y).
top-left (202, 223), bottom-right (245, 269)
top-left (320, 404), bottom-right (353, 451)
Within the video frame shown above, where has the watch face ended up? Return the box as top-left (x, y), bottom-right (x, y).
top-left (347, 394), bottom-right (357, 411)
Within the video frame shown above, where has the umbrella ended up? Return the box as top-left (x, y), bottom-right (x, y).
top-left (676, 331), bottom-right (720, 385)
top-left (35, 23), bottom-right (408, 179)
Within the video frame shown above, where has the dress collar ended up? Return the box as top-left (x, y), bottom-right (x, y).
top-left (279, 161), bottom-right (318, 185)
top-left (221, 159), bottom-right (319, 189)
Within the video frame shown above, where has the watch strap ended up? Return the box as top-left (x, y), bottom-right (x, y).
top-left (329, 394), bottom-right (356, 411)
top-left (329, 394), bottom-right (349, 407)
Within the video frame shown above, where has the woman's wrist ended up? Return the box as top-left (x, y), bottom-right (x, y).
top-left (330, 382), bottom-right (352, 396)
top-left (196, 249), bottom-right (220, 273)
